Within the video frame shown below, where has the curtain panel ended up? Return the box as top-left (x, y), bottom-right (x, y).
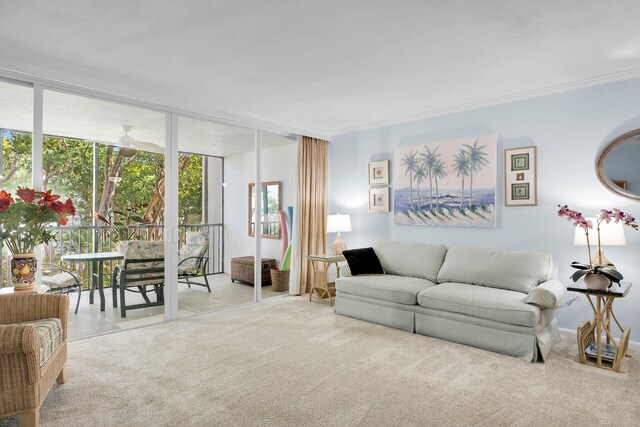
top-left (293, 136), bottom-right (328, 294)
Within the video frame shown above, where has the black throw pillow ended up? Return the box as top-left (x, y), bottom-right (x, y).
top-left (342, 247), bottom-right (384, 276)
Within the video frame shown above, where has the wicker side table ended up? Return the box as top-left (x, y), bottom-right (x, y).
top-left (568, 281), bottom-right (632, 373)
top-left (231, 256), bottom-right (276, 286)
top-left (307, 254), bottom-right (345, 306)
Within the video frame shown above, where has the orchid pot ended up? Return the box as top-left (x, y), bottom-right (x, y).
top-left (583, 272), bottom-right (610, 291)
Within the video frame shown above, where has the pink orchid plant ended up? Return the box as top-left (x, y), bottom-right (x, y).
top-left (557, 205), bottom-right (637, 286)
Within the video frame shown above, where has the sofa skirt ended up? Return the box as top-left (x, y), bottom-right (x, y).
top-left (415, 312), bottom-right (560, 362)
top-left (335, 292), bottom-right (415, 333)
top-left (335, 293), bottom-right (561, 362)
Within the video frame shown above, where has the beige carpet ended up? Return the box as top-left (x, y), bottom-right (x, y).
top-left (2, 297), bottom-right (639, 426)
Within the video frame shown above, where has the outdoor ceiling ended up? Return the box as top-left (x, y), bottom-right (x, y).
top-left (1, 2), bottom-right (640, 136)
top-left (0, 80), bottom-right (295, 157)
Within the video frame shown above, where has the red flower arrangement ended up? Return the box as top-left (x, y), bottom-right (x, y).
top-left (0, 187), bottom-right (75, 254)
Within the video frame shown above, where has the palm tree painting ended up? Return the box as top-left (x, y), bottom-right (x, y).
top-left (452, 150), bottom-right (471, 211)
top-left (394, 135), bottom-right (497, 228)
top-left (400, 150), bottom-right (418, 209)
top-left (463, 138), bottom-right (490, 208)
top-left (431, 158), bottom-right (447, 212)
top-left (413, 164), bottom-right (427, 210)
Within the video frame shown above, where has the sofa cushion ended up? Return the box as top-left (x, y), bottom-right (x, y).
top-left (436, 246), bottom-right (553, 293)
top-left (16, 318), bottom-right (63, 366)
top-left (417, 282), bottom-right (541, 327)
top-left (342, 247), bottom-right (384, 276)
top-left (336, 274), bottom-right (436, 305)
top-left (373, 240), bottom-right (447, 282)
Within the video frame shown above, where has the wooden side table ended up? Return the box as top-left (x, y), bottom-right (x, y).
top-left (307, 254), bottom-right (345, 306)
top-left (567, 281), bottom-right (632, 373)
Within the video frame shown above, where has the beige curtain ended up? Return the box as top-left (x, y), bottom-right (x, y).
top-left (295, 136), bottom-right (329, 295)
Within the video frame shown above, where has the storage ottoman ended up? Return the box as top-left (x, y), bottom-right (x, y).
top-left (231, 256), bottom-right (276, 286)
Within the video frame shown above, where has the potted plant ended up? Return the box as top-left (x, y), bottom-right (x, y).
top-left (558, 205), bottom-right (637, 290)
top-left (0, 188), bottom-right (75, 291)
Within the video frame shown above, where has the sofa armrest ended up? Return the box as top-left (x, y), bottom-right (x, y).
top-left (0, 294), bottom-right (69, 340)
top-left (339, 264), bottom-right (352, 278)
top-left (526, 280), bottom-right (566, 309)
top-left (0, 323), bottom-right (41, 384)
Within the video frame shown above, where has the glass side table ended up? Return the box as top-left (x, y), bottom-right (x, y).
top-left (567, 281), bottom-right (631, 373)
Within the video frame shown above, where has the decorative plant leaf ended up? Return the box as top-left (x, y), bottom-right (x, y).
top-left (599, 268), bottom-right (623, 283)
top-left (130, 215), bottom-right (146, 223)
top-left (570, 262), bottom-right (590, 270)
top-left (570, 269), bottom-right (588, 282)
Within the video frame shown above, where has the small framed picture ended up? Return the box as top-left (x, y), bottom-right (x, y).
top-left (369, 187), bottom-right (390, 212)
top-left (505, 146), bottom-right (537, 206)
top-left (369, 160), bottom-right (389, 185)
top-left (511, 153), bottom-right (529, 171)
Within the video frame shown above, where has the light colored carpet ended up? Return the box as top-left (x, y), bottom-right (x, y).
top-left (2, 297), bottom-right (639, 426)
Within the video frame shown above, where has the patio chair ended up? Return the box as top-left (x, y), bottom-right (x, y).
top-left (0, 293), bottom-right (69, 427)
top-left (112, 241), bottom-right (164, 318)
top-left (178, 231), bottom-right (211, 292)
top-left (41, 263), bottom-right (82, 314)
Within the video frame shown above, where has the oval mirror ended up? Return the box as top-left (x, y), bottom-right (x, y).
top-left (596, 128), bottom-right (640, 202)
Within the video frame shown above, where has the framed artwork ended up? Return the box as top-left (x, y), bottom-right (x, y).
top-left (369, 187), bottom-right (390, 212)
top-left (504, 146), bottom-right (537, 206)
top-left (393, 135), bottom-right (497, 228)
top-left (612, 180), bottom-right (627, 190)
top-left (369, 160), bottom-right (389, 185)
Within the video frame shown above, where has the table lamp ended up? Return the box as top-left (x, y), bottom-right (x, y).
top-left (327, 213), bottom-right (352, 255)
top-left (574, 217), bottom-right (626, 267)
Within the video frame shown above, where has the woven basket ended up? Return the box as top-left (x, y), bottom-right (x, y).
top-left (270, 269), bottom-right (290, 292)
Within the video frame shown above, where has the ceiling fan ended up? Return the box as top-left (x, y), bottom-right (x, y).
top-left (114, 125), bottom-right (164, 156)
top-left (115, 125), bottom-right (138, 157)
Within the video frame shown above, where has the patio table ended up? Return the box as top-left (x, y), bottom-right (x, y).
top-left (61, 251), bottom-right (124, 311)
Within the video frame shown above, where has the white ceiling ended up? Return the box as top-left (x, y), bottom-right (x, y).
top-left (1, 1), bottom-right (640, 136)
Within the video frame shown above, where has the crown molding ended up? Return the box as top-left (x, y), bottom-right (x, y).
top-left (330, 67), bottom-right (640, 137)
top-left (0, 47), bottom-right (331, 140)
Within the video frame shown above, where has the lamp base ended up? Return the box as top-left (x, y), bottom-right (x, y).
top-left (592, 249), bottom-right (616, 269)
top-left (331, 233), bottom-right (347, 255)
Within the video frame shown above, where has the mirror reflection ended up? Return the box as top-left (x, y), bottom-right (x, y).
top-left (249, 181), bottom-right (281, 239)
top-left (598, 129), bottom-right (640, 200)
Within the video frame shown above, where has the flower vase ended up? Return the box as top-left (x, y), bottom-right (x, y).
top-left (10, 252), bottom-right (37, 291)
top-left (584, 272), bottom-right (610, 290)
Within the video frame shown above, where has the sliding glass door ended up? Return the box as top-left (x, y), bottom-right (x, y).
top-left (0, 72), bottom-right (299, 335)
top-left (175, 115), bottom-right (257, 317)
top-left (41, 88), bottom-right (167, 339)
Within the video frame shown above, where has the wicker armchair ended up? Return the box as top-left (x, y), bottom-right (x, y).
top-left (0, 293), bottom-right (69, 427)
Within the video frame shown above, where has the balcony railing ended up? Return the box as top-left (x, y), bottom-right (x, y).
top-left (0, 223), bottom-right (223, 288)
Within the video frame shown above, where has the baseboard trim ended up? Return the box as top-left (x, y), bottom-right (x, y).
top-left (558, 327), bottom-right (639, 350)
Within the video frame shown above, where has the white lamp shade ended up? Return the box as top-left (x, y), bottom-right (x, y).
top-left (574, 217), bottom-right (626, 246)
top-left (327, 214), bottom-right (352, 233)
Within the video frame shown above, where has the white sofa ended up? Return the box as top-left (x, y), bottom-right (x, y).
top-left (335, 240), bottom-right (566, 362)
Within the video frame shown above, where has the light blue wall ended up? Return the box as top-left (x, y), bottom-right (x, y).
top-left (329, 77), bottom-right (640, 336)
